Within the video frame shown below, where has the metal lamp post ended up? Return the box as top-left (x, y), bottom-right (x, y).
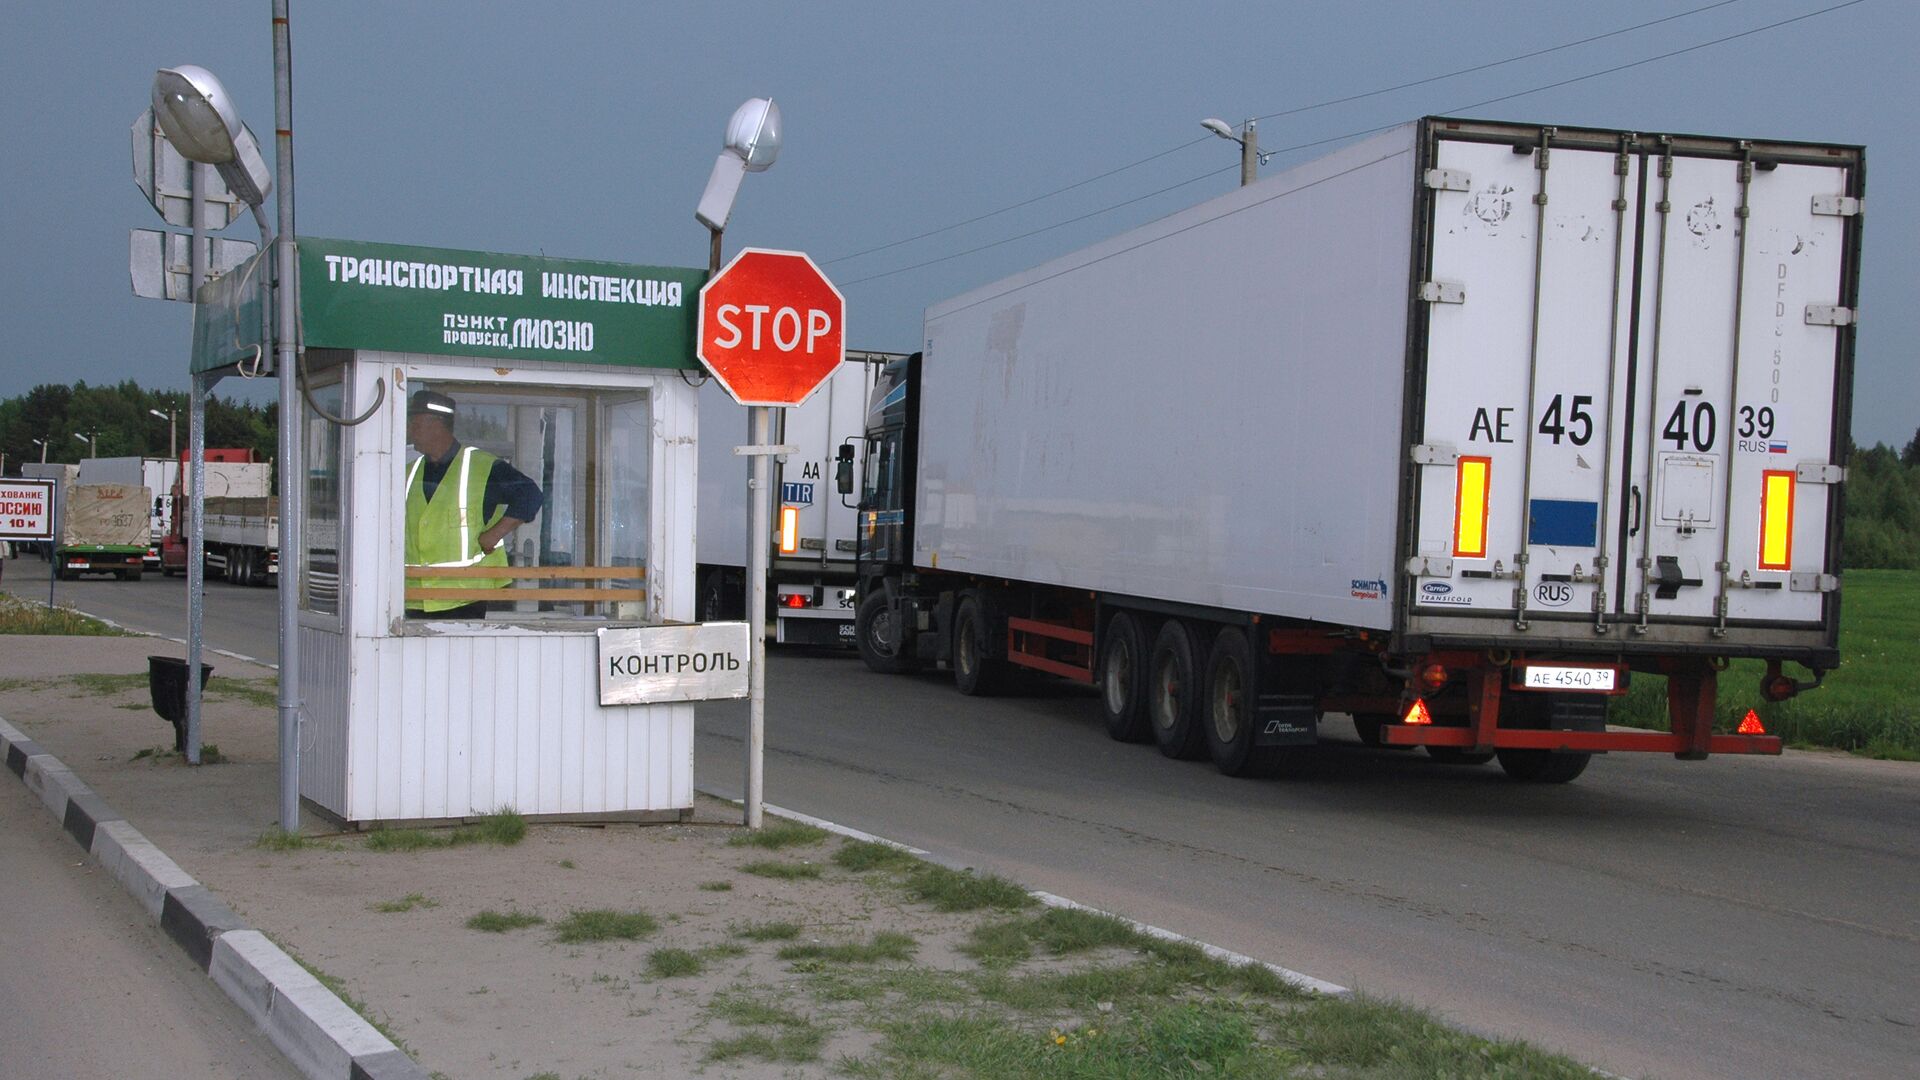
top-left (152, 54), bottom-right (300, 832)
top-left (32, 437), bottom-right (49, 464)
top-left (695, 97), bottom-right (782, 828)
top-left (73, 432), bottom-right (98, 458)
top-left (150, 408), bottom-right (178, 460)
top-left (1202, 117), bottom-right (1264, 187)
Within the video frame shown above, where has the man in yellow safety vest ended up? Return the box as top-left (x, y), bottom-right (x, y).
top-left (404, 390), bottom-right (543, 618)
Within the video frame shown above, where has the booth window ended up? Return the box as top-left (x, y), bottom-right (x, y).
top-left (403, 382), bottom-right (650, 622)
top-left (303, 378), bottom-right (345, 616)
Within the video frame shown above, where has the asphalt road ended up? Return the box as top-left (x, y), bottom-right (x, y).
top-left (12, 560), bottom-right (1918, 1080)
top-left (0, 772), bottom-right (299, 1080)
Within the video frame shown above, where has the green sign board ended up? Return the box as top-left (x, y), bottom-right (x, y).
top-left (193, 237), bottom-right (705, 374)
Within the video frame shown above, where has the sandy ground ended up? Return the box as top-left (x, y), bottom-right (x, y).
top-left (0, 635), bottom-right (1002, 1079)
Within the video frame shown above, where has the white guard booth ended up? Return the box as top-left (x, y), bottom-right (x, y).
top-left (193, 237), bottom-right (709, 826)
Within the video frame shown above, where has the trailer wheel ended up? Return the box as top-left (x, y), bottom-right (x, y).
top-left (122, 568), bottom-right (143, 583)
top-left (1098, 611), bottom-right (1151, 743)
top-left (1147, 620), bottom-right (1206, 760)
top-left (856, 591), bottom-right (920, 675)
top-left (951, 595), bottom-right (1009, 696)
top-left (1203, 627), bottom-right (1273, 776)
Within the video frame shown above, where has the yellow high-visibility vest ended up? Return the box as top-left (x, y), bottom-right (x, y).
top-left (405, 446), bottom-right (509, 612)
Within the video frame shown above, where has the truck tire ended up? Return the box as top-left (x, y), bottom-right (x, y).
top-left (856, 591), bottom-right (920, 675)
top-left (1147, 620), bottom-right (1206, 760)
top-left (951, 594), bottom-right (1009, 696)
top-left (1495, 748), bottom-right (1593, 783)
top-left (123, 568), bottom-right (143, 583)
top-left (1203, 627), bottom-right (1273, 776)
top-left (1098, 611), bottom-right (1151, 743)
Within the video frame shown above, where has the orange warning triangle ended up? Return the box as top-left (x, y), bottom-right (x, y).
top-left (1402, 698), bottom-right (1433, 726)
top-left (1736, 709), bottom-right (1766, 736)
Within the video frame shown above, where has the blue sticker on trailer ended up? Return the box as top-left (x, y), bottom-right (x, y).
top-left (781, 482), bottom-right (815, 506)
top-left (1528, 499), bottom-right (1599, 548)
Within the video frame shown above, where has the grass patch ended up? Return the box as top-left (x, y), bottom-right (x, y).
top-left (552, 908), bottom-right (658, 944)
top-left (557, 859), bottom-right (576, 870)
top-left (902, 863), bottom-right (1034, 913)
top-left (698, 880), bottom-right (733, 892)
top-left (852, 1001), bottom-right (1286, 1079)
top-left (0, 595), bottom-right (128, 636)
top-left (726, 820), bottom-right (828, 850)
top-left (279, 945), bottom-right (413, 1057)
top-left (466, 909), bottom-right (544, 933)
top-left (1613, 569), bottom-right (1920, 756)
top-left (739, 859), bottom-right (823, 881)
top-left (704, 993), bottom-right (830, 1064)
top-left (1282, 993), bottom-right (1596, 1077)
top-left (777, 931), bottom-right (916, 965)
top-left (370, 893), bottom-right (437, 914)
top-left (732, 920), bottom-right (802, 942)
top-left (646, 948), bottom-right (704, 978)
top-left (833, 839), bottom-right (920, 872)
top-left (702, 942), bottom-right (749, 960)
top-left (254, 826), bottom-right (333, 851)
top-left (363, 808), bottom-right (527, 852)
top-left (70, 672), bottom-right (152, 695)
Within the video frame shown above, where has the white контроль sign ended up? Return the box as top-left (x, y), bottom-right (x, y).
top-left (598, 622), bottom-right (751, 705)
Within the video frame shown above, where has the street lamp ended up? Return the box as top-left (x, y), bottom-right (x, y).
top-left (31, 437), bottom-right (50, 464)
top-left (1201, 117), bottom-right (1269, 187)
top-left (693, 97), bottom-right (783, 830)
top-left (152, 47), bottom-right (301, 833)
top-left (73, 431), bottom-right (98, 458)
top-left (695, 97), bottom-right (783, 273)
top-left (150, 408), bottom-right (178, 460)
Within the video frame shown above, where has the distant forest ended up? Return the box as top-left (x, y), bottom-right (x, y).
top-left (2, 381), bottom-right (1917, 568)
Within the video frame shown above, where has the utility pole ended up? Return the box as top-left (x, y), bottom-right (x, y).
top-left (1239, 118), bottom-right (1259, 187)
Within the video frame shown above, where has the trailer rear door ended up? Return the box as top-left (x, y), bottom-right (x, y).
top-left (1408, 123), bottom-right (1856, 649)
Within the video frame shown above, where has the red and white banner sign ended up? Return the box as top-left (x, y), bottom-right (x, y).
top-left (0, 479), bottom-right (55, 541)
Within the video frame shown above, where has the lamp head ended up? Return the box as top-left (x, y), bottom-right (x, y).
top-left (153, 65), bottom-right (240, 165)
top-left (1200, 118), bottom-right (1238, 142)
top-left (725, 97), bottom-right (782, 172)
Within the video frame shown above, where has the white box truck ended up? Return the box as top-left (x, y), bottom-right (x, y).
top-left (850, 117), bottom-right (1862, 783)
top-left (697, 352), bottom-right (894, 644)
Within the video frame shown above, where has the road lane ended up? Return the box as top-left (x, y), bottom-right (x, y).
top-left (18, 558), bottom-right (1917, 1079)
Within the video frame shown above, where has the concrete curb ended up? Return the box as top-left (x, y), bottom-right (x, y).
top-left (0, 713), bottom-right (429, 1080)
top-left (698, 784), bottom-right (1356, 1000)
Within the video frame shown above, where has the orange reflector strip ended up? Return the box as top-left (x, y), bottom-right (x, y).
top-left (779, 506), bottom-right (800, 555)
top-left (1737, 709), bottom-right (1767, 736)
top-left (1453, 457), bottom-right (1491, 559)
top-left (1758, 470), bottom-right (1794, 571)
top-left (1403, 698), bottom-right (1434, 725)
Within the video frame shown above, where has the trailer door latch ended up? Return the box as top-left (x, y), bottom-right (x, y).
top-left (1406, 555), bottom-right (1454, 579)
top-left (1795, 462), bottom-right (1846, 484)
top-left (1789, 572), bottom-right (1839, 594)
top-left (1810, 194), bottom-right (1861, 217)
top-left (1424, 168), bottom-right (1471, 192)
top-left (1805, 304), bottom-right (1855, 327)
top-left (1652, 556), bottom-right (1702, 600)
top-left (1410, 442), bottom-right (1460, 466)
top-left (1419, 280), bottom-right (1466, 305)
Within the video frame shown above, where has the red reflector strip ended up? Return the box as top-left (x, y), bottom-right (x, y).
top-left (1402, 698), bottom-right (1433, 725)
top-left (1737, 709), bottom-right (1767, 735)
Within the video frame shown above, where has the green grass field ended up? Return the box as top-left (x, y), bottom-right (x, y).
top-left (1613, 569), bottom-right (1919, 758)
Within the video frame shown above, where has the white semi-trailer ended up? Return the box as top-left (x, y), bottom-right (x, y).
top-left (851, 116), bottom-right (1863, 783)
top-left (697, 352), bottom-right (894, 644)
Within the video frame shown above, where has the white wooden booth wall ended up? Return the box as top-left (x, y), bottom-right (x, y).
top-left (296, 351), bottom-right (699, 825)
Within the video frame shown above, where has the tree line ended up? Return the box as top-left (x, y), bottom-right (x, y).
top-left (1, 380), bottom-right (1915, 569)
top-left (0, 381), bottom-right (275, 470)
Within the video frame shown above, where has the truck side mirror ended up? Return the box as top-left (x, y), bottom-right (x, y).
top-left (835, 443), bottom-right (856, 496)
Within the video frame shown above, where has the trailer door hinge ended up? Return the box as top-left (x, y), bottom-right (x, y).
top-left (1419, 280), bottom-right (1466, 304)
top-left (1811, 194), bottom-right (1861, 217)
top-left (1424, 168), bottom-right (1471, 192)
top-left (1406, 555), bottom-right (1454, 578)
top-left (1410, 442), bottom-right (1459, 466)
top-left (1805, 304), bottom-right (1855, 327)
top-left (1789, 572), bottom-right (1839, 594)
top-left (1795, 461), bottom-right (1846, 485)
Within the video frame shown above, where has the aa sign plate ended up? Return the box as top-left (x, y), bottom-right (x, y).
top-left (598, 622), bottom-right (750, 705)
top-left (0, 480), bottom-right (55, 541)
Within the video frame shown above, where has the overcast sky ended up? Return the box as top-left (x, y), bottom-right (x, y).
top-left (2, 0), bottom-right (1911, 445)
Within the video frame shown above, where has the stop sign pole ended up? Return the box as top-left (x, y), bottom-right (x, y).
top-left (697, 249), bottom-right (846, 829)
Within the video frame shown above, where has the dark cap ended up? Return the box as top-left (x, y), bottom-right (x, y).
top-left (407, 390), bottom-right (457, 419)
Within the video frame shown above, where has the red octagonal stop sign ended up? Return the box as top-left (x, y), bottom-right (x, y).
top-left (697, 248), bottom-right (846, 407)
